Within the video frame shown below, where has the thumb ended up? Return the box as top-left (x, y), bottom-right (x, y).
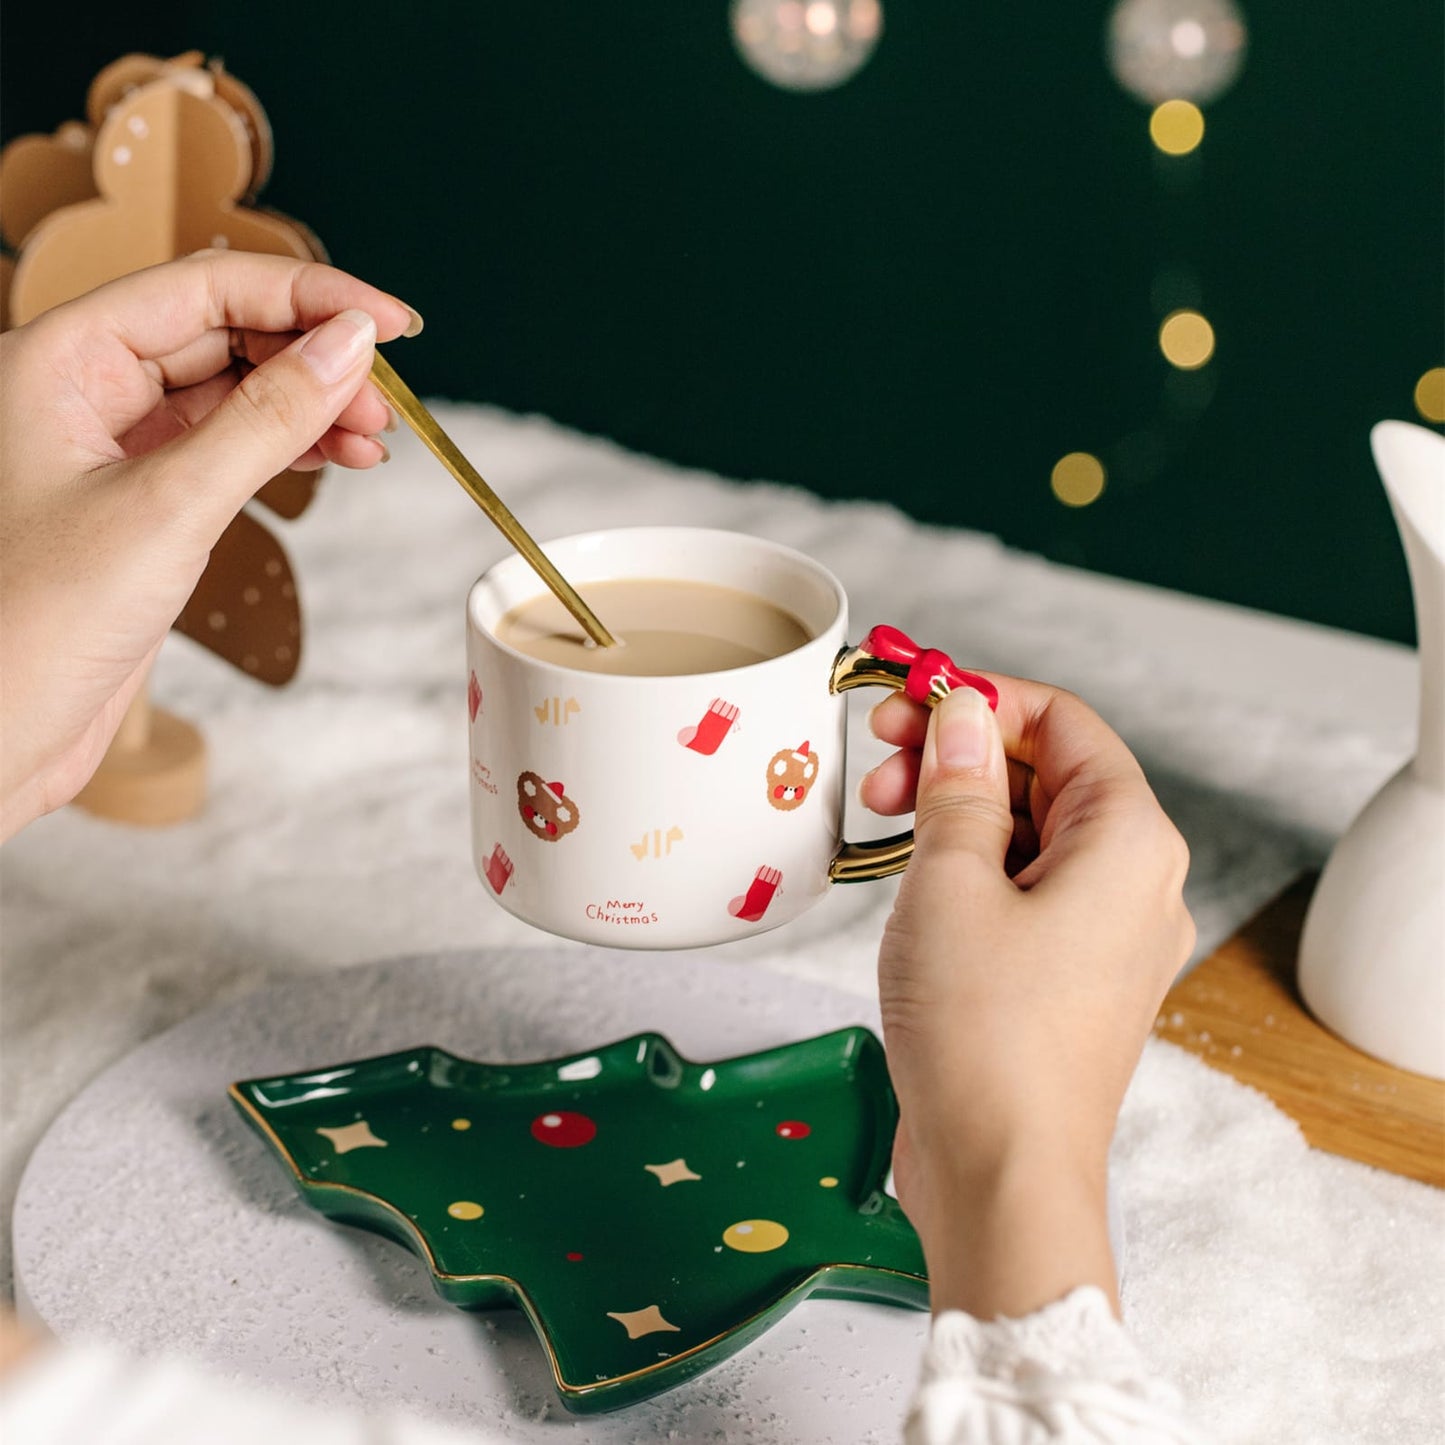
top-left (150, 308), bottom-right (377, 534)
top-left (911, 686), bottom-right (1013, 873)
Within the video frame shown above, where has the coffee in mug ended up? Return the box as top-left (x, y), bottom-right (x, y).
top-left (493, 578), bottom-right (812, 677)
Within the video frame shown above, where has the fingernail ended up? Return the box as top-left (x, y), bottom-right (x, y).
top-left (402, 306), bottom-right (425, 338)
top-left (372, 437), bottom-right (391, 463)
top-left (383, 406), bottom-right (399, 433)
top-left (300, 309), bottom-right (376, 384)
top-left (933, 687), bottom-right (993, 771)
top-left (855, 767), bottom-right (878, 809)
top-left (866, 698), bottom-right (890, 739)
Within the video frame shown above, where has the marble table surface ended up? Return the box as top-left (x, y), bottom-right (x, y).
top-left (0, 403), bottom-right (1429, 1438)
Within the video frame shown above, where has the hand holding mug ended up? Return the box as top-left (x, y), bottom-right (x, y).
top-left (862, 680), bottom-right (1195, 1319)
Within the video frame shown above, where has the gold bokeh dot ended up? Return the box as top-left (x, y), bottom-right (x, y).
top-left (1159, 310), bottom-right (1215, 370)
top-left (451, 1118), bottom-right (471, 1131)
top-left (448, 1200), bottom-right (484, 1220)
top-left (1150, 100), bottom-right (1205, 156)
top-left (819, 1176), bottom-right (839, 1188)
top-left (1050, 453), bottom-right (1106, 509)
top-left (1415, 367), bottom-right (1445, 423)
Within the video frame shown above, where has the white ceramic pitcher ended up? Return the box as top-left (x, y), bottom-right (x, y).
top-left (1298, 421), bottom-right (1445, 1079)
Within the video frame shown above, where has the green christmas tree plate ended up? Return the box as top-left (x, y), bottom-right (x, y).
top-left (231, 1026), bottom-right (927, 1413)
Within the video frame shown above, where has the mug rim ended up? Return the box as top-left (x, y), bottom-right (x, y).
top-left (466, 526), bottom-right (848, 686)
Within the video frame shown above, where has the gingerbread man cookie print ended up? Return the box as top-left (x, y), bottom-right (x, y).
top-left (517, 771), bottom-right (581, 841)
top-left (766, 741), bottom-right (818, 811)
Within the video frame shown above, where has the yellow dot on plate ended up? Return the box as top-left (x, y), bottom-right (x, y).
top-left (1159, 309), bottom-right (1215, 371)
top-left (451, 1118), bottom-right (471, 1131)
top-left (1050, 452), bottom-right (1107, 509)
top-left (722, 1218), bottom-right (789, 1253)
top-left (819, 1176), bottom-right (839, 1188)
top-left (1150, 99), bottom-right (1205, 156)
top-left (1415, 367), bottom-right (1445, 423)
top-left (448, 1201), bottom-right (484, 1220)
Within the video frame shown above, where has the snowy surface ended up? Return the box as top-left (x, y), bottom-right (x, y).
top-left (3, 403), bottom-right (1438, 1442)
top-left (16, 949), bottom-right (1445, 1444)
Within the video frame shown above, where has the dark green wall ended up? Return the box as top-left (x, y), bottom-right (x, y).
top-left (4, 4), bottom-right (1440, 643)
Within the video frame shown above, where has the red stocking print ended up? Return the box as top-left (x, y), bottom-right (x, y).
top-left (484, 843), bottom-right (514, 894)
top-left (677, 698), bottom-right (739, 756)
top-left (729, 866), bottom-right (782, 923)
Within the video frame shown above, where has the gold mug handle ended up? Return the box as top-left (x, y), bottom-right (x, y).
top-left (827, 625), bottom-right (999, 884)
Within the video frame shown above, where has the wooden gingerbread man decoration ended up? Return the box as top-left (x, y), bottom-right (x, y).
top-left (0, 54), bottom-right (329, 825)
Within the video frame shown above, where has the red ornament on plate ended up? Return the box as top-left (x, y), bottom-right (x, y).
top-left (775, 1120), bottom-right (811, 1139)
top-left (531, 1110), bottom-right (597, 1148)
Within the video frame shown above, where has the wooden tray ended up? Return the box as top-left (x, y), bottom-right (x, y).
top-left (1155, 877), bottom-right (1445, 1188)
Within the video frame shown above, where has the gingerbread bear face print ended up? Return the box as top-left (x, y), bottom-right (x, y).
top-left (766, 742), bottom-right (818, 811)
top-left (518, 771), bottom-right (581, 841)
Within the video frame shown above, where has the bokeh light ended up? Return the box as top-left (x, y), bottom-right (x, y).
top-left (731, 0), bottom-right (883, 91)
top-left (1150, 99), bottom-right (1205, 154)
top-left (1414, 367), bottom-right (1445, 424)
top-left (1159, 309), bottom-right (1215, 369)
top-left (1108, 0), bottom-right (1248, 105)
top-left (1051, 453), bottom-right (1107, 508)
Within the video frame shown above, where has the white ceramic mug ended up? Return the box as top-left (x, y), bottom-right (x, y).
top-left (466, 527), bottom-right (996, 949)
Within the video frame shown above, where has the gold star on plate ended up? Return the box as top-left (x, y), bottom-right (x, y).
top-left (316, 1120), bottom-right (387, 1154)
top-left (644, 1157), bottom-right (701, 1187)
top-left (606, 1305), bottom-right (681, 1340)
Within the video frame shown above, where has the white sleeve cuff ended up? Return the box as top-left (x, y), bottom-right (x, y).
top-left (904, 1287), bottom-right (1212, 1445)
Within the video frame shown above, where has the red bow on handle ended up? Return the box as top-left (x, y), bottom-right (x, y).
top-left (860, 625), bottom-right (999, 710)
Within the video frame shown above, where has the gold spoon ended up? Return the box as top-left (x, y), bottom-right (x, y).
top-left (369, 351), bottom-right (618, 648)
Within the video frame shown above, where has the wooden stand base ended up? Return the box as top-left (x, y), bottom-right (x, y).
top-left (72, 702), bottom-right (206, 827)
top-left (1156, 876), bottom-right (1445, 1188)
